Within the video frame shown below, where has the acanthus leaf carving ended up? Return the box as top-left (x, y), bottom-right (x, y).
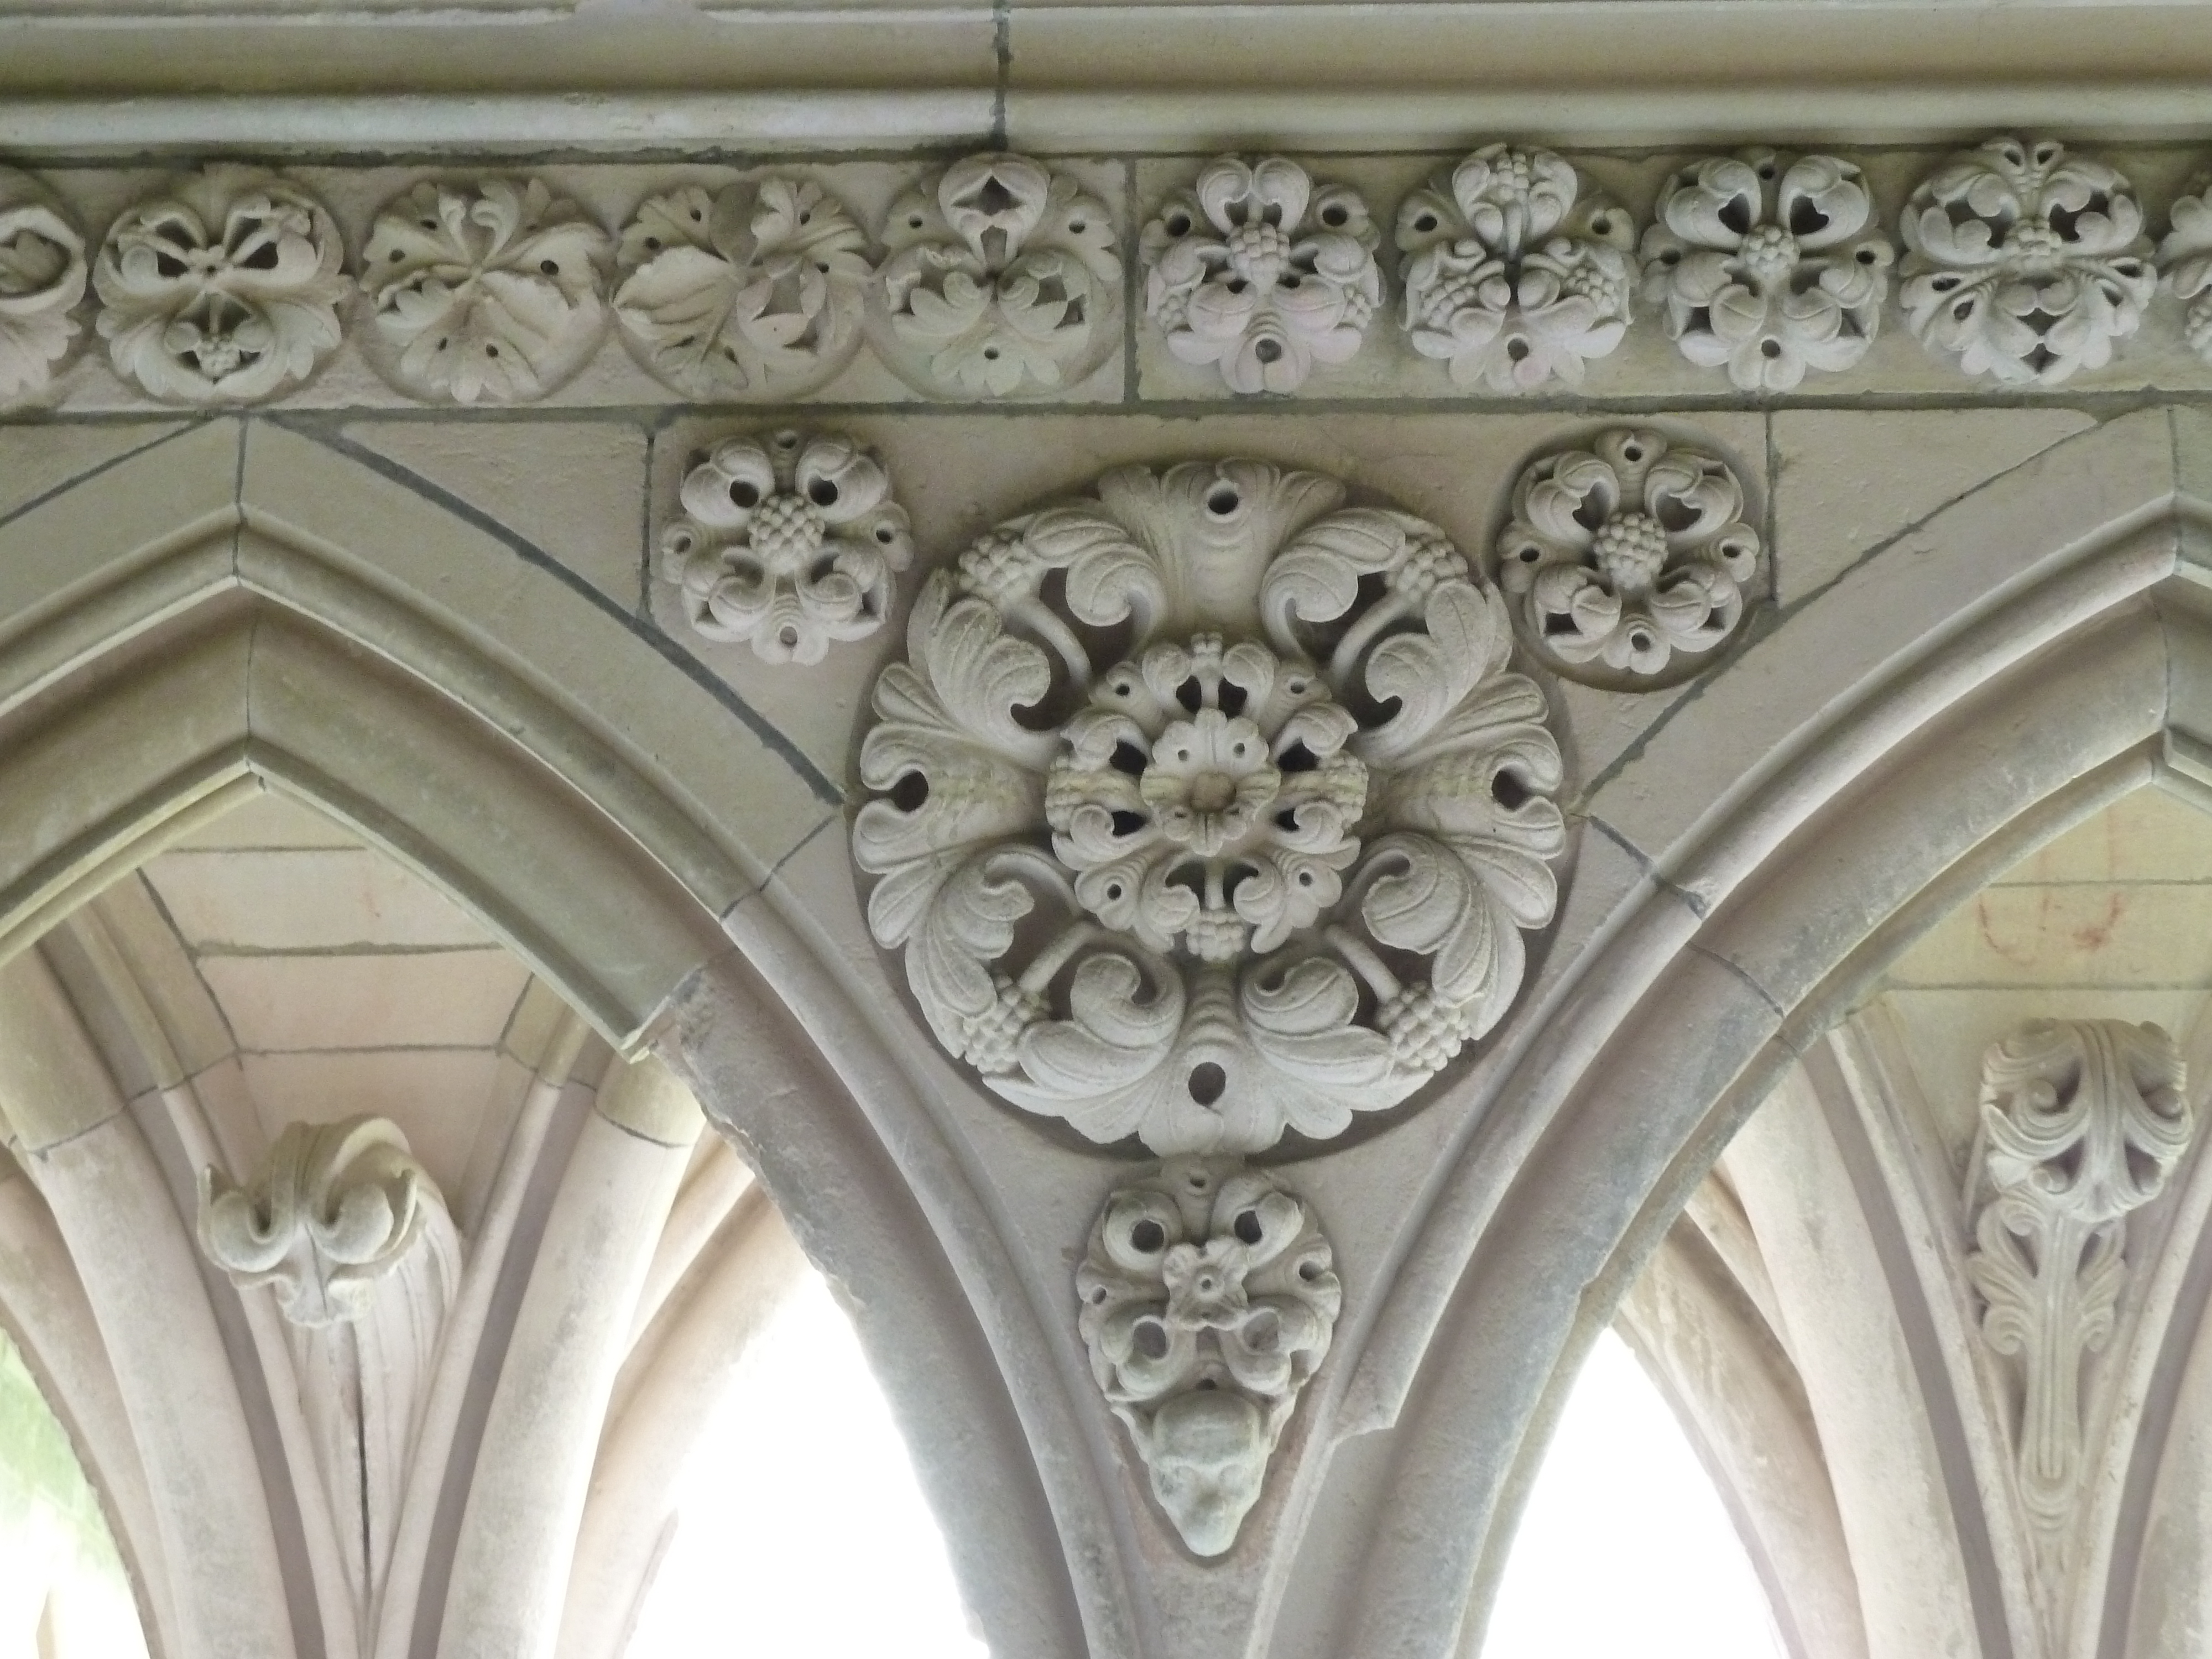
top-left (658, 427), bottom-right (913, 664)
top-left (1899, 136), bottom-right (2155, 385)
top-left (1395, 144), bottom-right (1635, 391)
top-left (0, 168), bottom-right (88, 404)
top-left (1496, 427), bottom-right (1762, 688)
top-left (1077, 1157), bottom-right (1339, 1556)
top-left (1640, 149), bottom-right (1894, 390)
top-left (1141, 156), bottom-right (1381, 393)
top-left (854, 458), bottom-right (1566, 1156)
top-left (361, 177), bottom-right (612, 404)
top-left (614, 176), bottom-right (873, 400)
top-left (93, 164), bottom-right (348, 404)
top-left (872, 152), bottom-right (1123, 398)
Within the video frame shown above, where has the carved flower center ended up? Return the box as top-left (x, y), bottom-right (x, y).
top-left (748, 492), bottom-right (828, 566)
top-left (1226, 221), bottom-right (1291, 288)
top-left (1593, 511), bottom-right (1670, 592)
top-left (1140, 711), bottom-right (1282, 857)
top-left (2010, 217), bottom-right (2065, 263)
top-left (1739, 223), bottom-right (1800, 284)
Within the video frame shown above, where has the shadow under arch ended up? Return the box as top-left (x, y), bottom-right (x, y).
top-left (1333, 406), bottom-right (2212, 1659)
top-left (0, 416), bottom-right (1104, 1659)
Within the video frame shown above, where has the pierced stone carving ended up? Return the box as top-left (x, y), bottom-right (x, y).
top-left (1966, 1021), bottom-right (2192, 1546)
top-left (872, 153), bottom-right (1122, 398)
top-left (2158, 176), bottom-right (2212, 362)
top-left (614, 176), bottom-right (873, 400)
top-left (93, 165), bottom-right (348, 404)
top-left (658, 428), bottom-right (913, 664)
top-left (0, 169), bottom-right (87, 403)
top-left (199, 1117), bottom-right (446, 1327)
top-left (1899, 137), bottom-right (2154, 385)
top-left (1640, 150), bottom-right (1893, 390)
top-left (360, 178), bottom-right (612, 404)
top-left (1498, 429), bottom-right (1761, 688)
top-left (1141, 156), bottom-right (1381, 394)
top-left (853, 459), bottom-right (1566, 1155)
top-left (1077, 1158), bottom-right (1339, 1556)
top-left (1395, 144), bottom-right (1635, 391)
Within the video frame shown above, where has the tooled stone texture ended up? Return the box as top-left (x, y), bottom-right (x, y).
top-left (1077, 1158), bottom-right (1339, 1556)
top-left (1142, 156), bottom-right (1381, 394)
top-left (1497, 427), bottom-right (1762, 689)
top-left (853, 457), bottom-right (1565, 1156)
top-left (658, 428), bottom-right (913, 665)
top-left (0, 168), bottom-right (87, 404)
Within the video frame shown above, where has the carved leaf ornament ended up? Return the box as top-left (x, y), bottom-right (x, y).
top-left (1396, 144), bottom-right (1635, 391)
top-left (2158, 175), bottom-right (2212, 362)
top-left (94, 165), bottom-right (349, 404)
top-left (1641, 150), bottom-right (1894, 390)
top-left (1142, 156), bottom-right (1383, 393)
top-left (1900, 137), bottom-right (2155, 385)
top-left (659, 428), bottom-right (914, 664)
top-left (0, 169), bottom-right (88, 403)
top-left (614, 176), bottom-right (873, 399)
top-left (361, 178), bottom-right (612, 404)
top-left (1498, 429), bottom-right (1762, 688)
top-left (873, 153), bottom-right (1122, 398)
top-left (854, 459), bottom-right (1566, 1156)
top-left (1078, 1159), bottom-right (1340, 1555)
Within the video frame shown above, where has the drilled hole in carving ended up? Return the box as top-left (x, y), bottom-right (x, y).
top-left (808, 478), bottom-right (839, 507)
top-left (1717, 196), bottom-right (1752, 237)
top-left (1131, 1219), bottom-right (1167, 1252)
top-left (241, 241), bottom-right (280, 272)
top-left (1134, 1318), bottom-right (1170, 1359)
top-left (1166, 212), bottom-right (1193, 236)
top-left (1321, 204), bottom-right (1348, 227)
top-left (1279, 740), bottom-right (1318, 774)
top-left (890, 771), bottom-right (929, 812)
top-left (1109, 810), bottom-right (1147, 837)
top-left (1413, 212), bottom-right (1439, 233)
top-left (1233, 1208), bottom-right (1264, 1245)
top-left (1761, 338), bottom-right (1783, 359)
top-left (1298, 1260), bottom-right (1322, 1282)
top-left (1788, 197), bottom-right (1830, 237)
top-left (1187, 1062), bottom-right (1227, 1105)
top-left (1506, 337), bottom-right (1530, 362)
top-left (1493, 768), bottom-right (1530, 811)
top-left (539, 258), bottom-right (560, 276)
top-left (1207, 486), bottom-right (1241, 516)
top-left (729, 481), bottom-right (761, 509)
top-left (1255, 339), bottom-right (1284, 364)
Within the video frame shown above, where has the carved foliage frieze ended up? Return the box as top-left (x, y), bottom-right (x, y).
top-left (1078, 1158), bottom-right (1339, 1556)
top-left (853, 459), bottom-right (1566, 1156)
top-left (0, 168), bottom-right (87, 401)
top-left (1142, 156), bottom-right (1382, 393)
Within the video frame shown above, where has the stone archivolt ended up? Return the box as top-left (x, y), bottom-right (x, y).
top-left (852, 457), bottom-right (1566, 1156)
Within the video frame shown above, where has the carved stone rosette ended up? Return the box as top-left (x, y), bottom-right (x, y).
top-left (614, 175), bottom-right (873, 400)
top-left (93, 164), bottom-right (349, 404)
top-left (360, 178), bottom-right (612, 405)
top-left (871, 152), bottom-right (1122, 398)
top-left (1640, 150), bottom-right (1894, 391)
top-left (1141, 156), bottom-right (1382, 394)
top-left (1966, 1020), bottom-right (2193, 1577)
top-left (1497, 428), bottom-right (1762, 688)
top-left (1078, 1158), bottom-right (1339, 1556)
top-left (853, 459), bottom-right (1566, 1155)
top-left (0, 168), bottom-right (87, 404)
top-left (658, 428), bottom-right (913, 664)
top-left (2158, 175), bottom-right (2212, 362)
top-left (1899, 137), bottom-right (2155, 385)
top-left (1395, 144), bottom-right (1635, 391)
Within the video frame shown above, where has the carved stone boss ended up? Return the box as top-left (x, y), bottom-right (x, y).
top-left (853, 458), bottom-right (1567, 1156)
top-left (1965, 1020), bottom-right (2194, 1552)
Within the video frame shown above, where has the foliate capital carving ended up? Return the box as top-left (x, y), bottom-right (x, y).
top-left (1142, 156), bottom-right (1382, 393)
top-left (1900, 136), bottom-right (2154, 385)
top-left (0, 168), bottom-right (87, 404)
top-left (614, 176), bottom-right (873, 399)
top-left (1967, 1020), bottom-right (2193, 1540)
top-left (198, 1118), bottom-right (448, 1328)
top-left (93, 165), bottom-right (348, 404)
top-left (1395, 144), bottom-right (1635, 391)
top-left (1497, 428), bottom-right (1761, 688)
top-left (658, 428), bottom-right (912, 664)
top-left (872, 153), bottom-right (1122, 398)
top-left (853, 458), bottom-right (1566, 1156)
top-left (1078, 1158), bottom-right (1339, 1556)
top-left (1640, 150), bottom-right (1893, 390)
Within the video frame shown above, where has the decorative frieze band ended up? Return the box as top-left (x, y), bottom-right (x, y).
top-left (15, 135), bottom-right (2212, 411)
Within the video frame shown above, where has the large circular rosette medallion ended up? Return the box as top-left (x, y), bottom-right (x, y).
top-left (854, 461), bottom-right (1566, 1155)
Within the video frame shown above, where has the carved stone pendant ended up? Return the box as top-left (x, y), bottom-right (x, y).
top-left (1078, 1158), bottom-right (1339, 1556)
top-left (854, 458), bottom-right (1566, 1155)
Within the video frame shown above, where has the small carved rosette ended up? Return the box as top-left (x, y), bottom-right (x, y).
top-left (1640, 150), bottom-right (1893, 390)
top-left (1078, 1159), bottom-right (1340, 1556)
top-left (2158, 176), bottom-right (2212, 362)
top-left (1141, 156), bottom-right (1381, 394)
top-left (614, 176), bottom-right (874, 400)
top-left (1899, 137), bottom-right (2154, 385)
top-left (854, 460), bottom-right (1566, 1155)
top-left (0, 169), bottom-right (87, 404)
top-left (658, 429), bottom-right (912, 665)
top-left (872, 153), bottom-right (1122, 398)
top-left (199, 1117), bottom-right (444, 1328)
top-left (94, 165), bottom-right (349, 404)
top-left (1396, 144), bottom-right (1635, 391)
top-left (360, 179), bottom-right (612, 405)
top-left (1497, 429), bottom-right (1761, 688)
